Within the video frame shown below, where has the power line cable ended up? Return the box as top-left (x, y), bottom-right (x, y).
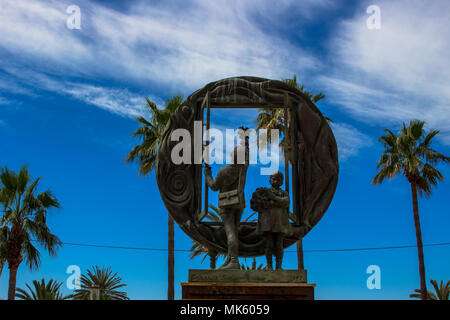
top-left (292, 242), bottom-right (450, 253)
top-left (49, 241), bottom-right (450, 253)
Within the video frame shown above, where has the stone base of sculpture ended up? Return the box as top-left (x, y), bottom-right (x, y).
top-left (181, 269), bottom-right (315, 300)
top-left (188, 269), bottom-right (307, 283)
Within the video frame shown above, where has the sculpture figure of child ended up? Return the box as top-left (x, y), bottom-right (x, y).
top-left (250, 171), bottom-right (292, 270)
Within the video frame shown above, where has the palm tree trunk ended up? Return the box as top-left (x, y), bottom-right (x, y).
top-left (0, 262), bottom-right (3, 299)
top-left (7, 264), bottom-right (19, 300)
top-left (168, 214), bottom-right (175, 300)
top-left (410, 182), bottom-right (427, 300)
top-left (297, 239), bottom-right (304, 270)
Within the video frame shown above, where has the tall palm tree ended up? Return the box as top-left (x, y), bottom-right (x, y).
top-left (71, 266), bottom-right (128, 300)
top-left (16, 278), bottom-right (72, 300)
top-left (126, 95), bottom-right (183, 300)
top-left (0, 165), bottom-right (62, 300)
top-left (372, 120), bottom-right (450, 300)
top-left (410, 279), bottom-right (450, 300)
top-left (255, 75), bottom-right (327, 270)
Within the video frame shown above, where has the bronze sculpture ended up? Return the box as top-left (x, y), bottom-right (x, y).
top-left (156, 76), bottom-right (339, 259)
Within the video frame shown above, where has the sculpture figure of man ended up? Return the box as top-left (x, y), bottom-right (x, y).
top-left (204, 143), bottom-right (249, 269)
top-left (250, 171), bottom-right (292, 270)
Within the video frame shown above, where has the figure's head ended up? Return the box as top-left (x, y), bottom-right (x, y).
top-left (269, 171), bottom-right (283, 188)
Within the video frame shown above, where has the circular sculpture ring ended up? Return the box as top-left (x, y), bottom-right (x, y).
top-left (156, 76), bottom-right (339, 257)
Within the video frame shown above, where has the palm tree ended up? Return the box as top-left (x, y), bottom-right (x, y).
top-left (0, 165), bottom-right (62, 300)
top-left (410, 279), bottom-right (450, 300)
top-left (282, 75), bottom-right (327, 109)
top-left (16, 278), bottom-right (72, 300)
top-left (255, 75), bottom-right (327, 270)
top-left (240, 258), bottom-right (265, 270)
top-left (256, 75), bottom-right (328, 149)
top-left (126, 95), bottom-right (183, 300)
top-left (190, 204), bottom-right (261, 268)
top-left (0, 225), bottom-right (7, 299)
top-left (372, 120), bottom-right (450, 300)
top-left (71, 266), bottom-right (128, 300)
top-left (0, 225), bottom-right (7, 276)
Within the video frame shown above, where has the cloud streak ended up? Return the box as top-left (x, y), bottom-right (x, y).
top-left (330, 122), bottom-right (372, 161)
top-left (0, 0), bottom-right (325, 92)
top-left (3, 0), bottom-right (444, 160)
top-left (0, 66), bottom-right (151, 118)
top-left (321, 0), bottom-right (450, 144)
top-left (61, 83), bottom-right (147, 118)
top-left (0, 0), bottom-right (332, 121)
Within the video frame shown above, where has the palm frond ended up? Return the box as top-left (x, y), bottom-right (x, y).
top-left (16, 278), bottom-right (70, 300)
top-left (126, 95), bottom-right (183, 176)
top-left (254, 75), bottom-right (329, 161)
top-left (0, 165), bottom-right (61, 272)
top-left (240, 258), bottom-right (265, 270)
top-left (72, 266), bottom-right (129, 300)
top-left (22, 235), bottom-right (41, 270)
top-left (373, 120), bottom-right (449, 196)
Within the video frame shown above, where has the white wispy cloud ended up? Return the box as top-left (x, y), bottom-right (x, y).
top-left (330, 122), bottom-right (372, 161)
top-left (4, 0), bottom-right (444, 161)
top-left (321, 0), bottom-right (450, 144)
top-left (61, 83), bottom-right (147, 118)
top-left (0, 66), bottom-right (151, 118)
top-left (0, 0), bottom-right (333, 120)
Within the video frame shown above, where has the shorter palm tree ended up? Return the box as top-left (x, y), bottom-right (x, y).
top-left (0, 165), bottom-right (62, 300)
top-left (71, 266), bottom-right (128, 300)
top-left (16, 278), bottom-right (72, 300)
top-left (410, 280), bottom-right (450, 300)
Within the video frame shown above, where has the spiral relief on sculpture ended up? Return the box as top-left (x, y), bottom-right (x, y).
top-left (164, 169), bottom-right (192, 205)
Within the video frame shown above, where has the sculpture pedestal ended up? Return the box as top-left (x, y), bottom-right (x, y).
top-left (181, 269), bottom-right (315, 300)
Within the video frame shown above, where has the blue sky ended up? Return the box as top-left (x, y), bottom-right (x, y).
top-left (1, 0), bottom-right (449, 300)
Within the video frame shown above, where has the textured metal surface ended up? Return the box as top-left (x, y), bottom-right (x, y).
top-left (189, 269), bottom-right (307, 283)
